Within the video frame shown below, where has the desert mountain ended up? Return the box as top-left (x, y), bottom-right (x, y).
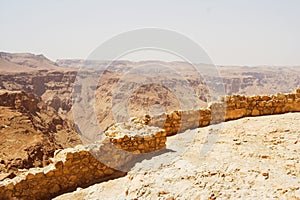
top-left (0, 54), bottom-right (300, 132)
top-left (0, 52), bottom-right (62, 72)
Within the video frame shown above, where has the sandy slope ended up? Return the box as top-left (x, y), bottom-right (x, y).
top-left (54, 113), bottom-right (300, 200)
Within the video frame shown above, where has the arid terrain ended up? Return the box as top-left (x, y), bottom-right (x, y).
top-left (0, 90), bottom-right (81, 180)
top-left (1, 53), bottom-right (300, 129)
top-left (54, 113), bottom-right (300, 200)
top-left (0, 52), bottom-right (299, 199)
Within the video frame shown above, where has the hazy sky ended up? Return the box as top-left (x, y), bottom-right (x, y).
top-left (1, 0), bottom-right (300, 65)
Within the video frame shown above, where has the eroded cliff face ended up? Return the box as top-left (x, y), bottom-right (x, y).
top-left (0, 70), bottom-right (77, 114)
top-left (94, 70), bottom-right (209, 130)
top-left (1, 59), bottom-right (300, 132)
top-left (0, 90), bottom-right (81, 178)
top-left (0, 68), bottom-right (210, 131)
top-left (218, 66), bottom-right (300, 95)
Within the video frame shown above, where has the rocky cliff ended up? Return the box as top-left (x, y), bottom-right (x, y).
top-left (0, 90), bottom-right (81, 179)
top-left (1, 54), bottom-right (300, 132)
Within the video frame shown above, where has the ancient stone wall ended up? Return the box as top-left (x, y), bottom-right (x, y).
top-left (145, 89), bottom-right (300, 135)
top-left (105, 117), bottom-right (166, 154)
top-left (0, 146), bottom-right (122, 200)
top-left (0, 119), bottom-right (166, 200)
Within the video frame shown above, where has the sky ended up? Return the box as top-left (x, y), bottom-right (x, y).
top-left (1, 0), bottom-right (300, 66)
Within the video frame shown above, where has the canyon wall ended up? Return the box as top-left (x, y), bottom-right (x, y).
top-left (0, 89), bottom-right (299, 200)
top-left (0, 90), bottom-right (81, 175)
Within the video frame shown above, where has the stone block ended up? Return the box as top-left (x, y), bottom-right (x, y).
top-left (251, 109), bottom-right (260, 116)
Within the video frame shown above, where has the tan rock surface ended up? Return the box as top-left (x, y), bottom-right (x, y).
top-left (55, 113), bottom-right (300, 200)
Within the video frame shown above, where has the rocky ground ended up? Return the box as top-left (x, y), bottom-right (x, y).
top-left (55, 113), bottom-right (300, 200)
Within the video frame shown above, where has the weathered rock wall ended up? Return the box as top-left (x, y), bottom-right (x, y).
top-left (145, 89), bottom-right (300, 135)
top-left (0, 120), bottom-right (167, 200)
top-left (0, 71), bottom-right (77, 113)
top-left (0, 90), bottom-right (40, 113)
top-left (0, 146), bottom-right (122, 200)
top-left (105, 118), bottom-right (166, 154)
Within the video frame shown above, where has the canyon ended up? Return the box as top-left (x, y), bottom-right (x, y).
top-left (0, 52), bottom-right (299, 199)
